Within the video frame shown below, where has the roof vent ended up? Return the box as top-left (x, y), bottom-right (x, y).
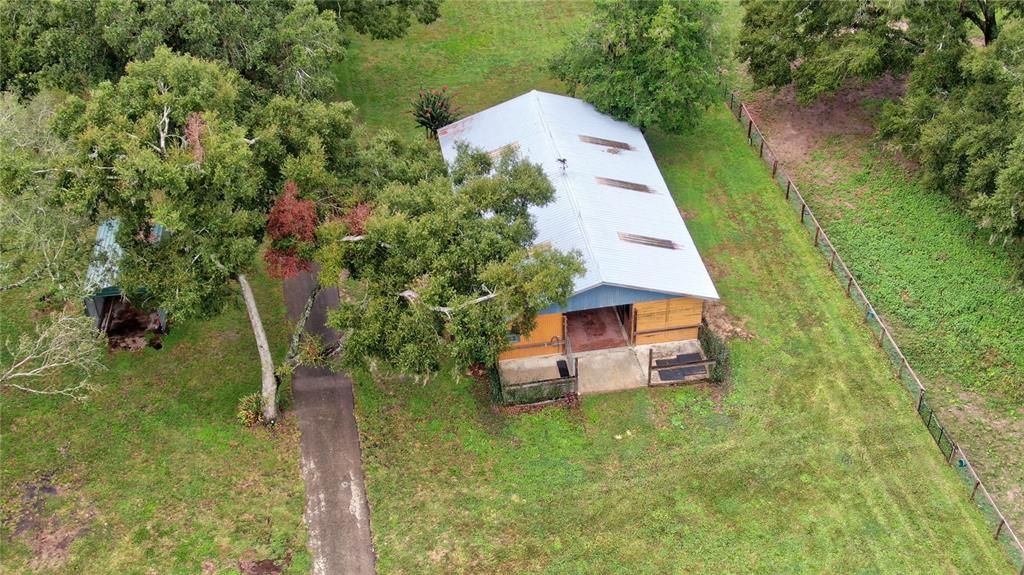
top-left (595, 177), bottom-right (654, 193)
top-left (617, 232), bottom-right (681, 250)
top-left (579, 135), bottom-right (634, 151)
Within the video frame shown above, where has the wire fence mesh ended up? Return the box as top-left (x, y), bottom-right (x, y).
top-left (723, 87), bottom-right (1024, 573)
top-left (499, 377), bottom-right (577, 406)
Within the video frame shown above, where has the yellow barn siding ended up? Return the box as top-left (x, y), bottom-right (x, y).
top-left (633, 298), bottom-right (703, 345)
top-left (499, 313), bottom-right (564, 360)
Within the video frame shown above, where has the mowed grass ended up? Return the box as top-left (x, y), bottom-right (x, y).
top-left (0, 263), bottom-right (309, 574)
top-left (339, 2), bottom-right (1014, 572)
top-left (717, 0), bottom-right (1023, 528)
top-left (796, 146), bottom-right (1024, 526)
top-left (334, 0), bottom-right (589, 135)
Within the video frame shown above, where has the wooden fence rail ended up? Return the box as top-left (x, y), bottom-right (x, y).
top-left (723, 90), bottom-right (1024, 574)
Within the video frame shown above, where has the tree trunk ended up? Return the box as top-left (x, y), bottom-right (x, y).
top-left (285, 283), bottom-right (322, 367)
top-left (237, 273), bottom-right (278, 423)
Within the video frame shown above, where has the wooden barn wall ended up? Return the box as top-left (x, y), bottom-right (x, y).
top-left (633, 297), bottom-right (704, 345)
top-left (499, 313), bottom-right (564, 360)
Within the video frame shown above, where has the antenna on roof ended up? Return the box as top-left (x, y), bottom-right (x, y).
top-left (557, 157), bottom-right (567, 172)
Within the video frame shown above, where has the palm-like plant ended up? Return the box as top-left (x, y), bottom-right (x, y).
top-left (412, 87), bottom-right (461, 139)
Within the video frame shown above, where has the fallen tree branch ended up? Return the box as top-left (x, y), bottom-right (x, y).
top-left (399, 285), bottom-right (498, 319)
top-left (284, 282), bottom-right (322, 367)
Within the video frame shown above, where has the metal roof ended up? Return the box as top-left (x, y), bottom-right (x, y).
top-left (438, 90), bottom-right (719, 302)
top-left (84, 219), bottom-right (123, 295)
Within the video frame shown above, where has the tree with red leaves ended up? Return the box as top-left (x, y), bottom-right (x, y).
top-left (265, 181), bottom-right (317, 279)
top-left (339, 202), bottom-right (371, 236)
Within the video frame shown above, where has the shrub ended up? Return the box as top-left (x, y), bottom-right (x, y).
top-left (411, 87), bottom-right (461, 139)
top-left (265, 180), bottom-right (318, 279)
top-left (236, 393), bottom-right (264, 427)
top-left (699, 324), bottom-right (731, 383)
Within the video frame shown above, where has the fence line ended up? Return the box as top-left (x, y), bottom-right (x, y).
top-left (723, 90), bottom-right (1024, 574)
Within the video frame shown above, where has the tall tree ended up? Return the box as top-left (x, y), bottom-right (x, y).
top-left (739, 0), bottom-right (1024, 267)
top-left (0, 91), bottom-right (92, 297)
top-left (738, 0), bottom-right (917, 103)
top-left (54, 48), bottom-right (283, 419)
top-left (317, 145), bottom-right (583, 376)
top-left (549, 0), bottom-right (726, 133)
top-left (0, 0), bottom-right (438, 98)
top-left (736, 0), bottom-right (1021, 102)
top-left (316, 0), bottom-right (441, 40)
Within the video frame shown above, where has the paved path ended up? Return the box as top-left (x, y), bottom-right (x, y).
top-left (284, 270), bottom-right (375, 575)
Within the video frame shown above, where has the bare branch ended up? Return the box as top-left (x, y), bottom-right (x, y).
top-left (399, 285), bottom-right (498, 320)
top-left (0, 312), bottom-right (107, 399)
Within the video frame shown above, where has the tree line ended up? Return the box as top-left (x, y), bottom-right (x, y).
top-left (0, 0), bottom-right (583, 421)
top-left (739, 0), bottom-right (1024, 269)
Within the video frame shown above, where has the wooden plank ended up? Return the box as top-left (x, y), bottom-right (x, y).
top-left (635, 327), bottom-right (700, 345)
top-left (499, 312), bottom-right (564, 360)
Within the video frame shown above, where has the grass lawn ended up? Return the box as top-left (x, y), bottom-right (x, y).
top-left (0, 263), bottom-right (309, 574)
top-left (338, 2), bottom-right (1016, 572)
top-left (795, 144), bottom-right (1024, 527)
top-left (719, 2), bottom-right (1023, 529)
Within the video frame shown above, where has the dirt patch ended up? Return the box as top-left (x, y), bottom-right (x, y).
top-left (12, 475), bottom-right (94, 572)
top-left (495, 393), bottom-right (579, 416)
top-left (941, 389), bottom-right (1024, 528)
top-left (566, 308), bottom-right (627, 352)
top-left (696, 381), bottom-right (728, 414)
top-left (745, 75), bottom-right (905, 167)
top-left (704, 300), bottom-right (753, 341)
top-left (238, 550), bottom-right (290, 575)
top-left (105, 299), bottom-right (164, 351)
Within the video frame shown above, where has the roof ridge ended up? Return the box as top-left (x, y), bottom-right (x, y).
top-left (531, 92), bottom-right (603, 284)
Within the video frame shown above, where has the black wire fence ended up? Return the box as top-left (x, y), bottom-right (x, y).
top-left (724, 89), bottom-right (1024, 574)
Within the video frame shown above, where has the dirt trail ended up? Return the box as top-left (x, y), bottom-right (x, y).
top-left (743, 76), bottom-right (904, 166)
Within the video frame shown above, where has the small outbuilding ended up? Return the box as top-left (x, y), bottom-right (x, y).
top-left (84, 219), bottom-right (167, 345)
top-left (439, 91), bottom-right (719, 400)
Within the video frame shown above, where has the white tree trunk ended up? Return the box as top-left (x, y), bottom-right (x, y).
top-left (237, 273), bottom-right (278, 423)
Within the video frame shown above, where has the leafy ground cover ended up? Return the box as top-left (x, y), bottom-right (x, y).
top-left (337, 2), bottom-right (1016, 572)
top-left (0, 263), bottom-right (309, 574)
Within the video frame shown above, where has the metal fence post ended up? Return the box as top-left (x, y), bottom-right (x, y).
top-left (647, 349), bottom-right (653, 386)
top-left (722, 89), bottom-right (1024, 565)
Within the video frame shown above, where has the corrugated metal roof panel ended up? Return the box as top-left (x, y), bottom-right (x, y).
top-left (438, 90), bottom-right (718, 302)
top-left (84, 219), bottom-right (123, 294)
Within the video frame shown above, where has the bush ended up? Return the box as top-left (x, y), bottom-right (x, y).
top-left (411, 87), bottom-right (461, 139)
top-left (236, 393), bottom-right (264, 427)
top-left (699, 324), bottom-right (731, 383)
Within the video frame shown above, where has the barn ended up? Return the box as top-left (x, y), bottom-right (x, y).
top-left (438, 91), bottom-right (718, 397)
